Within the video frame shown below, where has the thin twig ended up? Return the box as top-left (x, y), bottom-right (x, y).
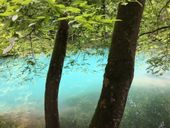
top-left (157, 0), bottom-right (170, 21)
top-left (139, 25), bottom-right (170, 37)
top-left (157, 0), bottom-right (170, 28)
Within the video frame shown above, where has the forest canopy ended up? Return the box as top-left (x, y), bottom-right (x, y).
top-left (0, 0), bottom-right (169, 74)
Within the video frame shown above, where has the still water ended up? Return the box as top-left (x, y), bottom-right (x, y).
top-left (0, 52), bottom-right (170, 128)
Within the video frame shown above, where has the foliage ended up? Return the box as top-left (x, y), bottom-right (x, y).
top-left (0, 0), bottom-right (169, 74)
top-left (138, 0), bottom-right (170, 74)
top-left (0, 0), bottom-right (116, 55)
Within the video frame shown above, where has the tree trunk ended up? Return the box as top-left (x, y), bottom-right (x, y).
top-left (89, 1), bottom-right (145, 128)
top-left (45, 20), bottom-right (69, 128)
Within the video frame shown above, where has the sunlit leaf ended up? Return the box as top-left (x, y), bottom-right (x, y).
top-left (47, 0), bottom-right (56, 4)
top-left (0, 11), bottom-right (16, 16)
top-left (66, 7), bottom-right (81, 13)
top-left (57, 16), bottom-right (74, 21)
top-left (12, 15), bottom-right (18, 21)
top-left (55, 4), bottom-right (66, 9)
top-left (36, 16), bottom-right (46, 19)
top-left (22, 0), bottom-right (32, 5)
top-left (0, 0), bottom-right (7, 4)
top-left (28, 23), bottom-right (36, 27)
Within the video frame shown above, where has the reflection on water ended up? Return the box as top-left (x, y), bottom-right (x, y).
top-left (0, 53), bottom-right (170, 128)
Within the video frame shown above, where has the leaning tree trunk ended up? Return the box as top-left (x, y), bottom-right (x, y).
top-left (45, 20), bottom-right (69, 128)
top-left (89, 1), bottom-right (145, 128)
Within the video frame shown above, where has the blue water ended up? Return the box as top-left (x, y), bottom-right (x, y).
top-left (0, 52), bottom-right (170, 128)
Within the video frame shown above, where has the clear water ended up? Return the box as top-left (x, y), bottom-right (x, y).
top-left (0, 52), bottom-right (170, 128)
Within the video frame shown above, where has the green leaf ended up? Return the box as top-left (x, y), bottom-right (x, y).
top-left (82, 13), bottom-right (94, 18)
top-left (12, 0), bottom-right (32, 5)
top-left (100, 18), bottom-right (119, 24)
top-left (22, 0), bottom-right (32, 5)
top-left (79, 1), bottom-right (89, 8)
top-left (83, 22), bottom-right (93, 30)
top-left (75, 15), bottom-right (85, 22)
top-left (57, 16), bottom-right (74, 21)
top-left (66, 7), bottom-right (81, 13)
top-left (47, 0), bottom-right (56, 4)
top-left (0, 0), bottom-right (7, 4)
top-left (55, 4), bottom-right (66, 9)
top-left (0, 11), bottom-right (16, 16)
top-left (0, 23), bottom-right (4, 27)
top-left (36, 16), bottom-right (46, 19)
top-left (28, 23), bottom-right (36, 27)
top-left (72, 0), bottom-right (83, 5)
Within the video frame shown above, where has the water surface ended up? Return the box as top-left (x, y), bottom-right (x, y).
top-left (0, 53), bottom-right (169, 128)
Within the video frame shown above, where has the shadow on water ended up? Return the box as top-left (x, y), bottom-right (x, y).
top-left (0, 53), bottom-right (170, 128)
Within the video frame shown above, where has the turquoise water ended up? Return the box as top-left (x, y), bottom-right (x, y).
top-left (0, 53), bottom-right (170, 128)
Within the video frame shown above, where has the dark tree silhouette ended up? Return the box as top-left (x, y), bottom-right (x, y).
top-left (89, 1), bottom-right (146, 128)
top-left (45, 20), bottom-right (69, 128)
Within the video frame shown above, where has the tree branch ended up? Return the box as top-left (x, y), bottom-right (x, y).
top-left (158, 0), bottom-right (170, 20)
top-left (139, 25), bottom-right (170, 37)
top-left (157, 0), bottom-right (170, 27)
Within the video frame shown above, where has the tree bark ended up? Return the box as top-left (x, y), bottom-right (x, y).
top-left (89, 1), bottom-right (145, 128)
top-left (45, 20), bottom-right (69, 128)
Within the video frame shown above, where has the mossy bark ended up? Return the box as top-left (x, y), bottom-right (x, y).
top-left (45, 20), bottom-right (69, 128)
top-left (89, 1), bottom-right (145, 128)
